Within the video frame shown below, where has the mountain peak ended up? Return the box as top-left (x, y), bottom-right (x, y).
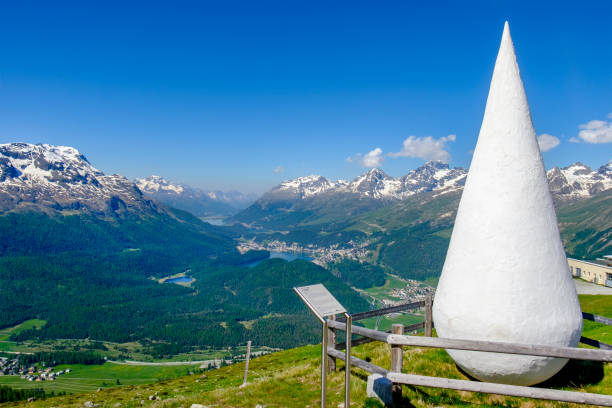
top-left (136, 175), bottom-right (183, 195)
top-left (547, 162), bottom-right (612, 198)
top-left (270, 163), bottom-right (468, 201)
top-left (0, 142), bottom-right (150, 214)
top-left (361, 167), bottom-right (389, 180)
top-left (273, 175), bottom-right (334, 199)
top-left (421, 161), bottom-right (450, 170)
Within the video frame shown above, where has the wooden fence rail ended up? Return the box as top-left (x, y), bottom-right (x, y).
top-left (583, 312), bottom-right (612, 326)
top-left (334, 322), bottom-right (424, 351)
top-left (327, 319), bottom-right (612, 362)
top-left (581, 336), bottom-right (612, 351)
top-left (328, 346), bottom-right (612, 407)
top-left (386, 372), bottom-right (612, 407)
top-left (326, 305), bottom-right (612, 407)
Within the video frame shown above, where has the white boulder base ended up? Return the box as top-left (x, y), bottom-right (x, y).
top-left (432, 22), bottom-right (583, 386)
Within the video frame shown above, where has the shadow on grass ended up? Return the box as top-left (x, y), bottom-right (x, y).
top-left (540, 359), bottom-right (604, 388)
top-left (456, 359), bottom-right (604, 389)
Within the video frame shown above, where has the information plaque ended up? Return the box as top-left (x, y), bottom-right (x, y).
top-left (294, 283), bottom-right (352, 408)
top-left (294, 283), bottom-right (346, 319)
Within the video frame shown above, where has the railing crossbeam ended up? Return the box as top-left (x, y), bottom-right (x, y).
top-left (337, 300), bottom-right (424, 322)
top-left (387, 372), bottom-right (612, 407)
top-left (583, 312), bottom-right (612, 326)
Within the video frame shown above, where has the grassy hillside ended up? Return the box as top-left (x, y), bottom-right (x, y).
top-left (4, 295), bottom-right (609, 407)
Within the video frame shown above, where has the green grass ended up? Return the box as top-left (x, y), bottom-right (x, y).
top-left (423, 276), bottom-right (439, 287)
top-left (361, 274), bottom-right (408, 303)
top-left (0, 320), bottom-right (46, 342)
top-left (360, 313), bottom-right (423, 332)
top-left (0, 319), bottom-right (47, 353)
top-left (580, 294), bottom-right (612, 345)
top-left (0, 362), bottom-right (198, 395)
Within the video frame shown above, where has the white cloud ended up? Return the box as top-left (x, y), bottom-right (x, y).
top-left (348, 147), bottom-right (385, 168)
top-left (273, 165), bottom-right (284, 174)
top-left (389, 134), bottom-right (456, 163)
top-left (537, 133), bottom-right (560, 152)
top-left (577, 113), bottom-right (612, 143)
top-left (569, 137), bottom-right (580, 143)
top-left (361, 148), bottom-right (384, 167)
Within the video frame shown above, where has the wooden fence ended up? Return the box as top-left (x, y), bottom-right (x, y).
top-left (326, 297), bottom-right (612, 407)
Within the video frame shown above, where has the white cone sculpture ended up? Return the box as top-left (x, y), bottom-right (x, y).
top-left (432, 22), bottom-right (583, 386)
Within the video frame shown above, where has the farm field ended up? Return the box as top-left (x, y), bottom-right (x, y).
top-left (0, 320), bottom-right (46, 342)
top-left (0, 363), bottom-right (200, 395)
top-left (360, 274), bottom-right (408, 303)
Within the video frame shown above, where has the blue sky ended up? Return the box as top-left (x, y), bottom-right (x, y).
top-left (0, 1), bottom-right (611, 193)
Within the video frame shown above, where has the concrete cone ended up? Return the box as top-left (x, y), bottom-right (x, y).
top-left (432, 22), bottom-right (582, 386)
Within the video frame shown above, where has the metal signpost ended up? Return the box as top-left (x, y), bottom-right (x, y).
top-left (294, 284), bottom-right (352, 408)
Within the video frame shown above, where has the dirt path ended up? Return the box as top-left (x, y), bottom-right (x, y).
top-left (574, 278), bottom-right (612, 295)
top-left (108, 359), bottom-right (220, 366)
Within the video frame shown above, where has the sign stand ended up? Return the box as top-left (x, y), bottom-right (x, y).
top-left (294, 284), bottom-right (352, 408)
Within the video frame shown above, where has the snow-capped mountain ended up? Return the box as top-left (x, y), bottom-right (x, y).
top-left (269, 161), bottom-right (467, 201)
top-left (273, 175), bottom-right (340, 199)
top-left (0, 143), bottom-right (155, 214)
top-left (135, 175), bottom-right (258, 217)
top-left (136, 175), bottom-right (185, 195)
top-left (265, 160), bottom-right (612, 203)
top-left (547, 162), bottom-right (612, 199)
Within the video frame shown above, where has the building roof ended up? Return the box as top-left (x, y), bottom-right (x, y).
top-left (568, 258), bottom-right (612, 270)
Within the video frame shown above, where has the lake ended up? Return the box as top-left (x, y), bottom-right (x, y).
top-left (244, 251), bottom-right (313, 268)
top-left (165, 276), bottom-right (194, 284)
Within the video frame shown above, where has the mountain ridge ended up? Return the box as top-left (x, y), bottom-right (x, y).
top-left (260, 160), bottom-right (612, 203)
top-left (135, 175), bottom-right (258, 217)
top-left (234, 160), bottom-right (612, 230)
top-left (0, 143), bottom-right (155, 216)
top-left (268, 161), bottom-right (467, 201)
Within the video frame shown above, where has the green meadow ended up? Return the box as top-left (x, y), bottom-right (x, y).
top-left (0, 363), bottom-right (201, 395)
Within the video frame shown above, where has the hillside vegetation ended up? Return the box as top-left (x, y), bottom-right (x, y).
top-left (237, 189), bottom-right (611, 281)
top-left (557, 190), bottom-right (612, 259)
top-left (0, 211), bottom-right (371, 355)
top-left (4, 295), bottom-right (609, 408)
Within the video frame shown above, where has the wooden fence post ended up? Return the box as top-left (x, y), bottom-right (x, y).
top-left (425, 295), bottom-right (433, 337)
top-left (328, 315), bottom-right (336, 372)
top-left (240, 340), bottom-right (252, 388)
top-left (390, 323), bottom-right (404, 403)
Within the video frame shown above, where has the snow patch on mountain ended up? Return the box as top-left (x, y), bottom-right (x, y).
top-left (547, 162), bottom-right (612, 198)
top-left (270, 161), bottom-right (468, 200)
top-left (276, 175), bottom-right (337, 198)
top-left (269, 160), bottom-right (612, 202)
top-left (0, 143), bottom-right (150, 214)
top-left (136, 175), bottom-right (184, 195)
